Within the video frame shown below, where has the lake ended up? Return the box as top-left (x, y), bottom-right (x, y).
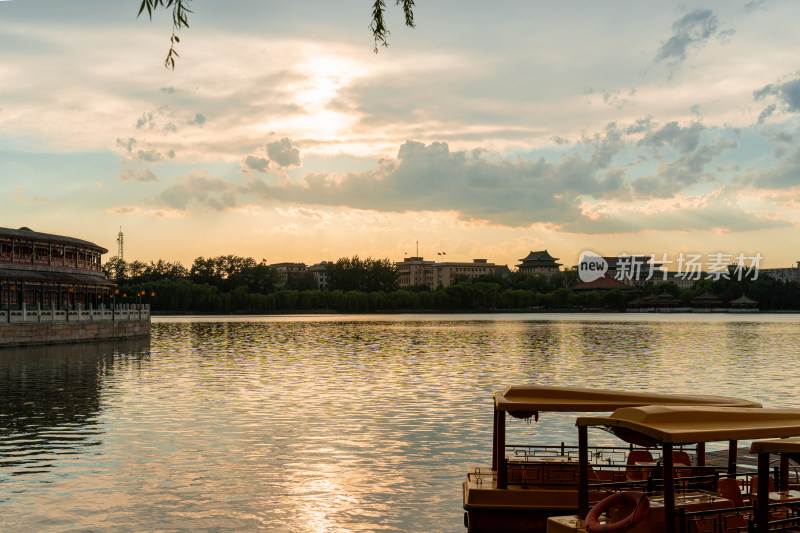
top-left (1, 313), bottom-right (799, 532)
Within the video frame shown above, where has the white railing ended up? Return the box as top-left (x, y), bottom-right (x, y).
top-left (0, 303), bottom-right (150, 324)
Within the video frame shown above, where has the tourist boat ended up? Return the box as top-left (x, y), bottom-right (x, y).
top-left (462, 385), bottom-right (761, 533)
top-left (546, 405), bottom-right (800, 533)
top-left (748, 437), bottom-right (800, 532)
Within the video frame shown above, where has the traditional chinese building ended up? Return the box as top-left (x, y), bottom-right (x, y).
top-left (516, 250), bottom-right (561, 277)
top-left (0, 226), bottom-right (115, 309)
top-left (571, 274), bottom-right (634, 293)
top-left (0, 226), bottom-right (149, 347)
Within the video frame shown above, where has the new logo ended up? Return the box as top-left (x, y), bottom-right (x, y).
top-left (578, 251), bottom-right (608, 282)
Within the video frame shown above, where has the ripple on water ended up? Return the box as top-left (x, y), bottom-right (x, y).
top-left (0, 315), bottom-right (798, 531)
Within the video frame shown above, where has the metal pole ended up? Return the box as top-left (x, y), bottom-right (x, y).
top-left (578, 425), bottom-right (589, 519)
top-left (780, 455), bottom-right (789, 491)
top-left (697, 442), bottom-right (705, 466)
top-left (492, 406), bottom-right (498, 471)
top-left (756, 452), bottom-right (770, 533)
top-left (496, 409), bottom-right (507, 489)
top-left (664, 442), bottom-right (676, 533)
top-left (728, 440), bottom-right (738, 477)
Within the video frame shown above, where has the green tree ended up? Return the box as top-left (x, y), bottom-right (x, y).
top-left (137, 0), bottom-right (417, 68)
top-left (102, 256), bottom-right (128, 284)
top-left (326, 256), bottom-right (398, 292)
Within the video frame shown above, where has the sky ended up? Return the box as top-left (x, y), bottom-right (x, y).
top-left (2, 0), bottom-right (800, 270)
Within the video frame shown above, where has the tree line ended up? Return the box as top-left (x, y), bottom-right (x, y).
top-left (103, 255), bottom-right (800, 314)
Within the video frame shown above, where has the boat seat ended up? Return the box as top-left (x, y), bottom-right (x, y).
top-left (626, 450), bottom-right (653, 481)
top-left (717, 477), bottom-right (746, 507)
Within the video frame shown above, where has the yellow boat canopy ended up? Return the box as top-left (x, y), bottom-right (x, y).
top-left (494, 385), bottom-right (761, 415)
top-left (577, 405), bottom-right (800, 445)
top-left (750, 437), bottom-right (800, 455)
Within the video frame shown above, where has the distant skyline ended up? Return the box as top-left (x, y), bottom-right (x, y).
top-left (2, 1), bottom-right (800, 269)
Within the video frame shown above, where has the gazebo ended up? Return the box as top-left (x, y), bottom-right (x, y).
top-left (729, 294), bottom-right (758, 309)
top-left (690, 292), bottom-right (723, 309)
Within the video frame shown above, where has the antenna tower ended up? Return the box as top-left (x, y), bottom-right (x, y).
top-left (117, 227), bottom-right (124, 260)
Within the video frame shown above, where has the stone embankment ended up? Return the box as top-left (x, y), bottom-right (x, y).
top-left (0, 304), bottom-right (150, 347)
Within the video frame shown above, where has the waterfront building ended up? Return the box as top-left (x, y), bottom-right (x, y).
top-left (494, 264), bottom-right (512, 278)
top-left (269, 262), bottom-right (308, 287)
top-left (571, 274), bottom-right (633, 293)
top-left (516, 250), bottom-right (561, 277)
top-left (396, 257), bottom-right (498, 289)
top-left (730, 294), bottom-right (758, 309)
top-left (396, 257), bottom-right (435, 288)
top-left (691, 292), bottom-right (723, 309)
top-left (308, 262), bottom-right (329, 289)
top-left (0, 226), bottom-right (149, 346)
top-left (0, 226), bottom-right (114, 309)
top-left (433, 258), bottom-right (496, 288)
top-left (762, 262), bottom-right (800, 283)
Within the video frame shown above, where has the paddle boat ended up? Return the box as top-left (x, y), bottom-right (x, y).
top-left (546, 405), bottom-right (800, 533)
top-left (462, 385), bottom-right (761, 533)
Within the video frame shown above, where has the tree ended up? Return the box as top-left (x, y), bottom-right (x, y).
top-left (137, 0), bottom-right (417, 69)
top-left (103, 256), bottom-right (128, 284)
top-left (326, 256), bottom-right (398, 292)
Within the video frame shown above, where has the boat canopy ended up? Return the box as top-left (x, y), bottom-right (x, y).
top-left (750, 436), bottom-right (800, 458)
top-left (577, 405), bottom-right (800, 445)
top-left (494, 385), bottom-right (762, 415)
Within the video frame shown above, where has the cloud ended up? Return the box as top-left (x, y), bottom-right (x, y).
top-left (565, 189), bottom-right (790, 234)
top-left (631, 137), bottom-right (738, 198)
top-left (266, 138), bottom-right (302, 167)
top-left (755, 76), bottom-right (800, 119)
top-left (187, 113), bottom-right (206, 126)
top-left (744, 0), bottom-right (769, 13)
top-left (244, 139), bottom-right (627, 227)
top-left (624, 117), bottom-right (654, 135)
top-left (8, 185), bottom-right (47, 205)
top-left (135, 147), bottom-right (174, 162)
top-left (742, 145), bottom-right (800, 190)
top-left (155, 170), bottom-right (242, 211)
top-left (106, 205), bottom-right (184, 218)
top-left (107, 206), bottom-right (142, 215)
top-left (637, 122), bottom-right (705, 153)
top-left (116, 138), bottom-right (174, 162)
top-left (243, 137), bottom-right (302, 175)
top-left (135, 112), bottom-right (155, 129)
top-left (655, 9), bottom-right (720, 64)
top-left (119, 159), bottom-right (159, 182)
top-left (116, 137), bottom-right (136, 153)
top-left (243, 155), bottom-right (270, 173)
top-left (757, 104), bottom-right (777, 124)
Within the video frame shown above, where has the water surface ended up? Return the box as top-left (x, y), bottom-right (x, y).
top-left (1, 313), bottom-right (799, 531)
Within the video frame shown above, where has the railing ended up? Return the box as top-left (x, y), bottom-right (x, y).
top-left (0, 303), bottom-right (150, 324)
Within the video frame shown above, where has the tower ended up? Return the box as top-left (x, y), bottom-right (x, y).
top-left (117, 227), bottom-right (124, 261)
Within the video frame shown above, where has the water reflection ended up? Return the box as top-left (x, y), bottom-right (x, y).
top-left (0, 338), bottom-right (150, 481)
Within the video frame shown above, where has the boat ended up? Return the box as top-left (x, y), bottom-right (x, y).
top-left (546, 405), bottom-right (800, 533)
top-left (462, 385), bottom-right (761, 533)
top-left (748, 437), bottom-right (800, 532)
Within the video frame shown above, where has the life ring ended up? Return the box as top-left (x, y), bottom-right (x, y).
top-left (585, 491), bottom-right (650, 533)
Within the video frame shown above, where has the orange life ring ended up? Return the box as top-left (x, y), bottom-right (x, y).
top-left (585, 491), bottom-right (650, 533)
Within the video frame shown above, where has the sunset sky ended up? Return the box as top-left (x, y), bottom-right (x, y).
top-left (2, 0), bottom-right (800, 270)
